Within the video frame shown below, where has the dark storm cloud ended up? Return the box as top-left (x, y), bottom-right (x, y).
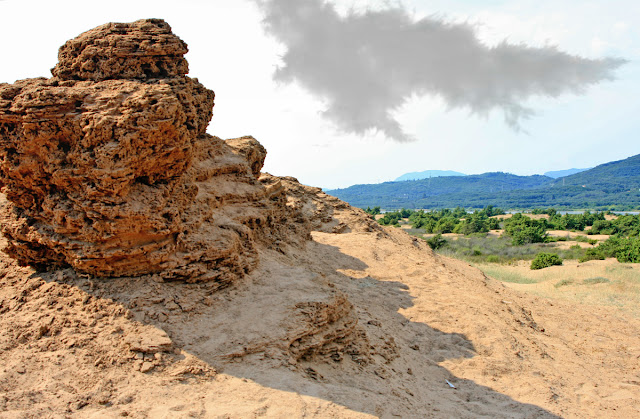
top-left (256, 0), bottom-right (626, 141)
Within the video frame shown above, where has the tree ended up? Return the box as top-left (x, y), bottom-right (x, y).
top-left (504, 213), bottom-right (547, 245)
top-left (426, 234), bottom-right (447, 250)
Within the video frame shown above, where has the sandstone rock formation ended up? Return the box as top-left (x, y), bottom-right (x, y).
top-left (0, 19), bottom-right (306, 285)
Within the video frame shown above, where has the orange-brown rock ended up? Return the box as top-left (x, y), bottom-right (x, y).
top-left (52, 19), bottom-right (189, 81)
top-left (0, 19), bottom-right (307, 285)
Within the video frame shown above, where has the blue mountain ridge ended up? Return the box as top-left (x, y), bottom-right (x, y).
top-left (326, 154), bottom-right (640, 210)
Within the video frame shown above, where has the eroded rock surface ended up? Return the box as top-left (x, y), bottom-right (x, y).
top-left (52, 19), bottom-right (189, 81)
top-left (0, 19), bottom-right (307, 285)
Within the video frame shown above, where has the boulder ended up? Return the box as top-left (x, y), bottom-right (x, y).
top-left (0, 19), bottom-right (306, 285)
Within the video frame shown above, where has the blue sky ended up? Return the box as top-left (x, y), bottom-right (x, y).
top-left (1, 0), bottom-right (638, 188)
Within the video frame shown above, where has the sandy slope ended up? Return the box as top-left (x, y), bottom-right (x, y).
top-left (1, 202), bottom-right (639, 418)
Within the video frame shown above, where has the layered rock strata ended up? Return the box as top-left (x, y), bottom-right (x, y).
top-left (0, 19), bottom-right (306, 284)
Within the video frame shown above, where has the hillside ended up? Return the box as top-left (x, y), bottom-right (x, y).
top-left (328, 154), bottom-right (640, 210)
top-left (395, 170), bottom-right (466, 182)
top-left (328, 172), bottom-right (553, 209)
top-left (558, 154), bottom-right (640, 191)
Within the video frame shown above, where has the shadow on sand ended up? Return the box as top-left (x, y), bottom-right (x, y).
top-left (28, 237), bottom-right (560, 418)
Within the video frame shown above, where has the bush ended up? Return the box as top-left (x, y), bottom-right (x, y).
top-left (530, 252), bottom-right (563, 270)
top-left (363, 206), bottom-right (381, 216)
top-left (378, 212), bottom-right (401, 226)
top-left (511, 226), bottom-right (547, 245)
top-left (575, 235), bottom-right (599, 245)
top-left (615, 237), bottom-right (640, 263)
top-left (426, 234), bottom-right (447, 250)
top-left (486, 255), bottom-right (500, 263)
top-left (579, 248), bottom-right (605, 263)
top-left (504, 213), bottom-right (547, 245)
top-left (595, 236), bottom-right (640, 263)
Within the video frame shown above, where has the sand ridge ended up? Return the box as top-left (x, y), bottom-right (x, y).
top-left (1, 211), bottom-right (639, 417)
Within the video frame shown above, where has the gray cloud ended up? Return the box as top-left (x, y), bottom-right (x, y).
top-left (256, 0), bottom-right (626, 141)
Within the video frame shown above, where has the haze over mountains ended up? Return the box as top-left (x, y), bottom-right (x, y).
top-left (543, 168), bottom-right (590, 178)
top-left (395, 170), bottom-right (466, 182)
top-left (394, 168), bottom-right (590, 183)
top-left (328, 153), bottom-right (640, 210)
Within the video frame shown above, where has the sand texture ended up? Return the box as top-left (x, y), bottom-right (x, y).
top-left (1, 207), bottom-right (640, 418)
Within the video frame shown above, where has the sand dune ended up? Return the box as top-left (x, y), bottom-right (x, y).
top-left (2, 212), bottom-right (639, 417)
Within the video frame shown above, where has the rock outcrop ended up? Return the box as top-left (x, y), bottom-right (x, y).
top-left (0, 19), bottom-right (306, 285)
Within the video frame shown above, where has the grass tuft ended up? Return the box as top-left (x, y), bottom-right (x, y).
top-left (554, 279), bottom-right (574, 288)
top-left (583, 277), bottom-right (610, 285)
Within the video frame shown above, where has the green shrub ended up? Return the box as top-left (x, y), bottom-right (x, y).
top-left (575, 235), bottom-right (599, 245)
top-left (363, 206), bottom-right (381, 216)
top-left (426, 234), bottom-right (447, 250)
top-left (378, 212), bottom-right (401, 226)
top-left (530, 252), bottom-right (563, 270)
top-left (579, 248), bottom-right (605, 263)
top-left (616, 237), bottom-right (640, 263)
top-left (595, 236), bottom-right (640, 263)
top-left (504, 213), bottom-right (547, 245)
top-left (486, 255), bottom-right (500, 263)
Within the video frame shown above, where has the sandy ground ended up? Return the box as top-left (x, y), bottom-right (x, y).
top-left (479, 258), bottom-right (640, 317)
top-left (1, 220), bottom-right (640, 417)
top-left (546, 230), bottom-right (609, 241)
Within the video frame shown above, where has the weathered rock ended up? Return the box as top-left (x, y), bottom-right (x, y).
top-left (289, 293), bottom-right (365, 363)
top-left (263, 175), bottom-right (383, 234)
top-left (0, 19), bottom-right (308, 284)
top-left (226, 136), bottom-right (267, 176)
top-left (125, 326), bottom-right (173, 353)
top-left (52, 19), bottom-right (189, 81)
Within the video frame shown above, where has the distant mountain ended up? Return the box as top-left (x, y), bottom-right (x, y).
top-left (395, 170), bottom-right (466, 182)
top-left (327, 154), bottom-right (640, 210)
top-left (557, 154), bottom-right (640, 191)
top-left (327, 172), bottom-right (551, 209)
top-left (543, 168), bottom-right (589, 178)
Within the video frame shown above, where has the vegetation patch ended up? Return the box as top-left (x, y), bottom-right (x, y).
top-left (480, 267), bottom-right (538, 284)
top-left (554, 279), bottom-right (574, 288)
top-left (583, 277), bottom-right (610, 285)
top-left (531, 253), bottom-right (563, 270)
top-left (426, 234), bottom-right (447, 250)
top-left (579, 248), bottom-right (606, 263)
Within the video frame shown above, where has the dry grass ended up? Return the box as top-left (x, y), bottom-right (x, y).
top-left (546, 230), bottom-right (609, 241)
top-left (477, 259), bottom-right (640, 317)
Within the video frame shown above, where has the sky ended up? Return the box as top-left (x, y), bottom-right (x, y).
top-left (0, 0), bottom-right (638, 189)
